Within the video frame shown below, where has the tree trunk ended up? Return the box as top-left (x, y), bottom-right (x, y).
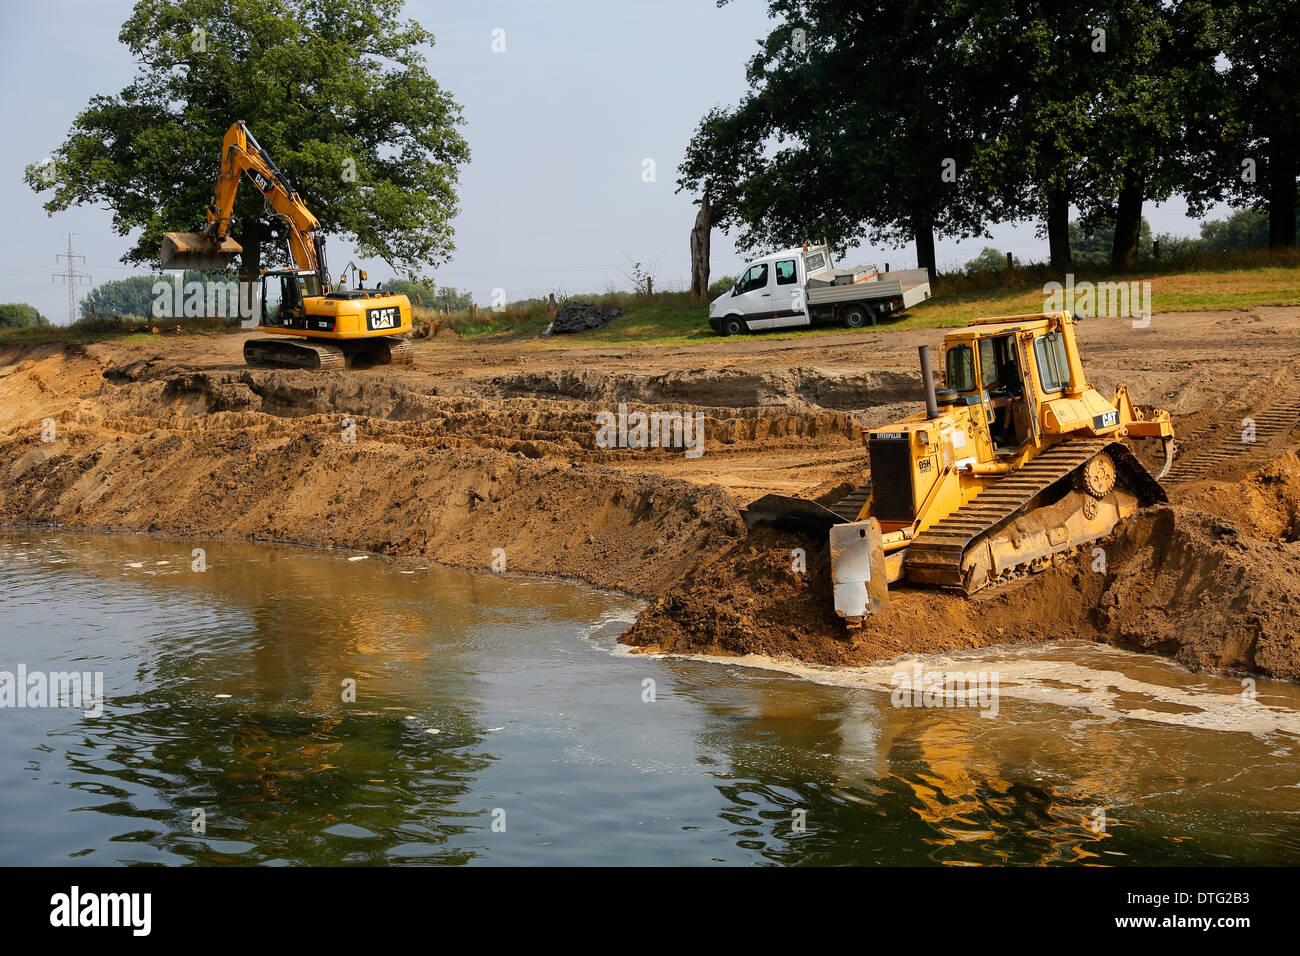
top-left (689, 194), bottom-right (711, 300)
top-left (1110, 173), bottom-right (1144, 270)
top-left (912, 211), bottom-right (937, 278)
top-left (1267, 139), bottom-right (1298, 249)
top-left (238, 223), bottom-right (265, 286)
top-left (1046, 189), bottom-right (1071, 271)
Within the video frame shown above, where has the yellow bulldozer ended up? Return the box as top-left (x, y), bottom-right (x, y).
top-left (743, 311), bottom-right (1175, 624)
top-left (161, 120), bottom-right (413, 370)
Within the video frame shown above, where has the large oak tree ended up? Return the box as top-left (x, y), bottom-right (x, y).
top-left (25, 0), bottom-right (470, 283)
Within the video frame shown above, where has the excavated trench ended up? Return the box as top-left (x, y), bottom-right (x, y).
top-left (2, 338), bottom-right (1300, 681)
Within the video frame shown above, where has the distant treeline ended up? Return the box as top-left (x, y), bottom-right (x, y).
top-left (681, 0), bottom-right (1300, 276)
top-left (77, 273), bottom-right (475, 321)
top-left (962, 208), bottom-right (1293, 273)
top-left (0, 303), bottom-right (49, 329)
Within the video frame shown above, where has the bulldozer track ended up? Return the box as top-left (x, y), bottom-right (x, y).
top-left (903, 440), bottom-right (1111, 590)
top-left (1164, 396), bottom-right (1300, 483)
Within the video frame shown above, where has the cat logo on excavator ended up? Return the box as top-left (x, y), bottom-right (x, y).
top-left (743, 311), bottom-right (1175, 626)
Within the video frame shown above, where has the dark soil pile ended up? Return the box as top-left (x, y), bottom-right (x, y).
top-left (545, 301), bottom-right (625, 335)
top-left (1097, 505), bottom-right (1300, 679)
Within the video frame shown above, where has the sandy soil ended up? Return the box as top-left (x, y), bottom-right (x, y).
top-left (2, 306), bottom-right (1299, 678)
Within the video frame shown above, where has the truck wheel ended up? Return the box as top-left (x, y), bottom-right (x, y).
top-left (841, 305), bottom-right (871, 329)
top-left (723, 316), bottom-right (749, 336)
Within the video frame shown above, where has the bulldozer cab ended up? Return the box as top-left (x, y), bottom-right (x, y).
top-left (942, 329), bottom-right (1035, 453)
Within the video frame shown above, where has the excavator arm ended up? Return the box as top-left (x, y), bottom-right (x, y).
top-left (161, 121), bottom-right (327, 282)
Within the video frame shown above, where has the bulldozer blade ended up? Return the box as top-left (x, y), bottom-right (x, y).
top-left (742, 493), bottom-right (847, 534)
top-left (830, 519), bottom-right (889, 623)
top-left (161, 232), bottom-right (242, 271)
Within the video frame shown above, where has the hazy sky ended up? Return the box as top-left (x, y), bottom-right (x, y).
top-left (1, 0), bottom-right (1229, 322)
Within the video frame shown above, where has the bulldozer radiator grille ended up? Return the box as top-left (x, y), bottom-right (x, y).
top-left (868, 437), bottom-right (916, 522)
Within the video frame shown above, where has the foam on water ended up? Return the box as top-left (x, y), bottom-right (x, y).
top-left (650, 641), bottom-right (1300, 738)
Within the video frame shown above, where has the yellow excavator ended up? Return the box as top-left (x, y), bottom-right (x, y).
top-left (161, 120), bottom-right (413, 370)
top-left (744, 311), bottom-right (1176, 624)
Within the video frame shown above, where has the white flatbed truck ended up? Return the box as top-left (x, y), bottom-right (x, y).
top-left (707, 243), bottom-right (931, 335)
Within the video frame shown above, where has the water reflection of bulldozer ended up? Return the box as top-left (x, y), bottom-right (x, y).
top-left (744, 311), bottom-right (1175, 626)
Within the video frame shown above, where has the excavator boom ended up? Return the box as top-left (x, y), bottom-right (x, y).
top-left (161, 121), bottom-right (324, 279)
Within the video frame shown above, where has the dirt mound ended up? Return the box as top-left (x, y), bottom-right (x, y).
top-left (1177, 451), bottom-right (1300, 540)
top-left (1097, 505), bottom-right (1300, 679)
top-left (623, 454), bottom-right (1300, 680)
top-left (620, 525), bottom-right (1107, 665)
top-left (0, 422), bottom-right (743, 598)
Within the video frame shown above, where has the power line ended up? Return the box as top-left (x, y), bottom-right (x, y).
top-left (52, 234), bottom-right (91, 325)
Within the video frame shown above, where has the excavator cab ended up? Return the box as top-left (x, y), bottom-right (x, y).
top-left (260, 270), bottom-right (324, 329)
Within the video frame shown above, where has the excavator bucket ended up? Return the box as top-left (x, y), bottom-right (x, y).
top-left (161, 232), bottom-right (242, 271)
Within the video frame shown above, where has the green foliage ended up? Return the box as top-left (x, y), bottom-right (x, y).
top-left (707, 275), bottom-right (737, 297)
top-left (682, 0), bottom-right (1300, 274)
top-left (26, 0), bottom-right (469, 280)
top-left (1182, 0), bottom-right (1300, 246)
top-left (679, 0), bottom-right (1014, 273)
top-left (80, 270), bottom-right (240, 319)
top-left (962, 247), bottom-right (1017, 274)
top-left (384, 278), bottom-right (472, 310)
top-left (1069, 218), bottom-right (1154, 265)
top-left (80, 276), bottom-right (160, 320)
top-left (1197, 208), bottom-right (1272, 252)
top-left (0, 303), bottom-right (47, 328)
top-left (72, 314), bottom-right (129, 334)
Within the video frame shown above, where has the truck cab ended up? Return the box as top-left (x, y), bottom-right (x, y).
top-left (708, 248), bottom-right (809, 335)
top-left (708, 243), bottom-right (930, 335)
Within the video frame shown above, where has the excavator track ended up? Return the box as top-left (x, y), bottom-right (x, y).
top-left (378, 335), bottom-right (414, 366)
top-left (243, 335), bottom-right (413, 371)
top-left (904, 440), bottom-right (1163, 593)
top-left (1164, 396), bottom-right (1300, 483)
top-left (243, 337), bottom-right (346, 371)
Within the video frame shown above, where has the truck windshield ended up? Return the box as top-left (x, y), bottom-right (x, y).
top-left (737, 264), bottom-right (768, 294)
top-left (946, 344), bottom-right (976, 391)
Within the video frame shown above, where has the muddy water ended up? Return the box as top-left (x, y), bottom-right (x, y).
top-left (1, 529), bottom-right (1297, 866)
